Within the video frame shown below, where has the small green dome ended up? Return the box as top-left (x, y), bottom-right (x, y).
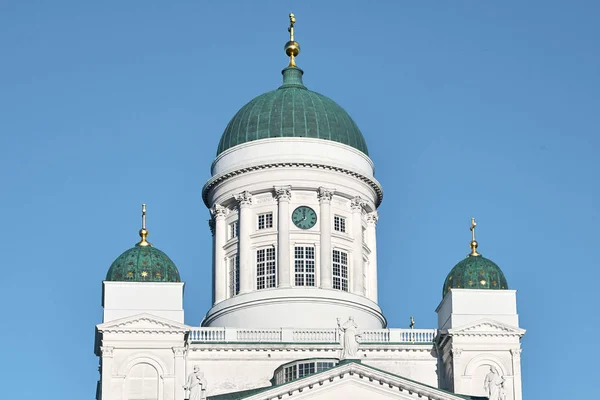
top-left (442, 254), bottom-right (508, 297)
top-left (216, 67), bottom-right (369, 156)
top-left (106, 244), bottom-right (181, 283)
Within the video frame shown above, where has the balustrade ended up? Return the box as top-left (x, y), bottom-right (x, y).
top-left (188, 327), bottom-right (437, 344)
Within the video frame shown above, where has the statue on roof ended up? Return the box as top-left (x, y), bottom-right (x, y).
top-left (184, 365), bottom-right (207, 400)
top-left (483, 366), bottom-right (505, 400)
top-left (337, 317), bottom-right (361, 360)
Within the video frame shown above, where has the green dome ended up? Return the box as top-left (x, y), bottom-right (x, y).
top-left (216, 67), bottom-right (369, 156)
top-left (442, 254), bottom-right (508, 297)
top-left (106, 244), bottom-right (181, 283)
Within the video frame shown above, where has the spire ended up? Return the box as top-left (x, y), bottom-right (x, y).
top-left (137, 204), bottom-right (152, 247)
top-left (469, 217), bottom-right (480, 257)
top-left (285, 13), bottom-right (300, 67)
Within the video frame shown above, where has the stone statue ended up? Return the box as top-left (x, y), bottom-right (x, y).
top-left (184, 365), bottom-right (207, 400)
top-left (337, 317), bottom-right (361, 359)
top-left (483, 366), bottom-right (505, 400)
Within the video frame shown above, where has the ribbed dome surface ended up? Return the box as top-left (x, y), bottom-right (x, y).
top-left (216, 67), bottom-right (368, 156)
top-left (442, 254), bottom-right (508, 297)
top-left (106, 245), bottom-right (180, 283)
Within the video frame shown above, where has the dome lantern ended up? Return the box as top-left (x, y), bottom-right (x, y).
top-left (442, 219), bottom-right (508, 297)
top-left (105, 204), bottom-right (181, 283)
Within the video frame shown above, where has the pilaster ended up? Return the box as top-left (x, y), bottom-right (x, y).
top-left (511, 348), bottom-right (523, 400)
top-left (100, 346), bottom-right (114, 400)
top-left (366, 211), bottom-right (378, 302)
top-left (173, 347), bottom-right (186, 400)
top-left (210, 204), bottom-right (227, 303)
top-left (351, 196), bottom-right (366, 295)
top-left (274, 186), bottom-right (292, 287)
top-left (318, 187), bottom-right (334, 289)
top-left (235, 191), bottom-right (253, 293)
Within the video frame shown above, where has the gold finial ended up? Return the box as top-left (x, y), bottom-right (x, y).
top-left (285, 13), bottom-right (300, 67)
top-left (138, 204), bottom-right (152, 247)
top-left (469, 217), bottom-right (480, 256)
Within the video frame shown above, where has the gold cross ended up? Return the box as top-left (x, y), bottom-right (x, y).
top-left (288, 13), bottom-right (296, 42)
top-left (470, 217), bottom-right (476, 242)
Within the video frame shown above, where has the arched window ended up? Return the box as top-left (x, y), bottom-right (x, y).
top-left (127, 363), bottom-right (158, 400)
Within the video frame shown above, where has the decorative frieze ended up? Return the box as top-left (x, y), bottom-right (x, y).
top-left (350, 196), bottom-right (366, 212)
top-left (366, 212), bottom-right (379, 225)
top-left (274, 185), bottom-right (292, 201)
top-left (100, 346), bottom-right (114, 358)
top-left (234, 191), bottom-right (253, 206)
top-left (209, 203), bottom-right (227, 219)
top-left (317, 187), bottom-right (335, 203)
top-left (173, 347), bottom-right (186, 357)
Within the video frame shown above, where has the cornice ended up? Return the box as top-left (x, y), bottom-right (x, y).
top-left (97, 314), bottom-right (190, 335)
top-left (187, 343), bottom-right (434, 353)
top-left (241, 362), bottom-right (467, 400)
top-left (445, 319), bottom-right (526, 338)
top-left (203, 162), bottom-right (384, 208)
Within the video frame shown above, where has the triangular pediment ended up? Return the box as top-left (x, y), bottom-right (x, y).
top-left (97, 313), bottom-right (190, 334)
top-left (231, 362), bottom-right (471, 400)
top-left (448, 318), bottom-right (526, 337)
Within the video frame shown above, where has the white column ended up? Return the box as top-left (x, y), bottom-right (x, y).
top-left (451, 347), bottom-right (463, 394)
top-left (235, 191), bottom-right (253, 294)
top-left (511, 348), bottom-right (523, 400)
top-left (318, 187), bottom-right (334, 289)
top-left (351, 196), bottom-right (366, 295)
top-left (366, 211), bottom-right (378, 302)
top-left (210, 204), bottom-right (227, 303)
top-left (274, 186), bottom-right (292, 287)
top-left (100, 346), bottom-right (114, 400)
top-left (172, 347), bottom-right (186, 400)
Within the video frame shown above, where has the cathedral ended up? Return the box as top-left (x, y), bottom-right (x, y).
top-left (95, 14), bottom-right (525, 400)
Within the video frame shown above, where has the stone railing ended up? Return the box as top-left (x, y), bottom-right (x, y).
top-left (188, 327), bottom-right (436, 344)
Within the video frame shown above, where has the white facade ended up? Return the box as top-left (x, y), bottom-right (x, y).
top-left (95, 50), bottom-right (525, 400)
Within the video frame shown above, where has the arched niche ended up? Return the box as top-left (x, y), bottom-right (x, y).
top-left (120, 357), bottom-right (166, 400)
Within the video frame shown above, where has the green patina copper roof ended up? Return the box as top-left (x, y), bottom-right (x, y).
top-left (216, 67), bottom-right (368, 156)
top-left (443, 254), bottom-right (508, 297)
top-left (106, 244), bottom-right (181, 283)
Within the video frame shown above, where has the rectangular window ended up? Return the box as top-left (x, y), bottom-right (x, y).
top-left (294, 246), bottom-right (316, 287)
top-left (284, 365), bottom-right (297, 382)
top-left (334, 215), bottom-right (346, 233)
top-left (257, 247), bottom-right (276, 290)
top-left (228, 255), bottom-right (239, 296)
top-left (228, 221), bottom-right (238, 240)
top-left (257, 212), bottom-right (273, 230)
top-left (332, 249), bottom-right (349, 292)
top-left (298, 362), bottom-right (315, 378)
top-left (316, 362), bottom-right (335, 372)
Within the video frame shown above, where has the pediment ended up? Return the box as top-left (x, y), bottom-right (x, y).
top-left (97, 313), bottom-right (190, 334)
top-left (237, 362), bottom-right (469, 400)
top-left (448, 318), bottom-right (525, 337)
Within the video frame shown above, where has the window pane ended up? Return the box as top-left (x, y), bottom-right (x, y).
top-left (332, 250), bottom-right (348, 292)
top-left (294, 246), bottom-right (315, 287)
top-left (257, 248), bottom-right (276, 289)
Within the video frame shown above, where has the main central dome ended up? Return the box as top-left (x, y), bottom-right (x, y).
top-left (216, 67), bottom-right (369, 156)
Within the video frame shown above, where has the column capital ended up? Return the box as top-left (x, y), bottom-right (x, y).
top-left (451, 347), bottom-right (463, 359)
top-left (209, 203), bottom-right (227, 219)
top-left (318, 187), bottom-right (335, 203)
top-left (511, 348), bottom-right (522, 358)
top-left (366, 212), bottom-right (379, 225)
top-left (274, 185), bottom-right (292, 201)
top-left (172, 347), bottom-right (186, 357)
top-left (234, 191), bottom-right (253, 207)
top-left (100, 346), bottom-right (114, 358)
top-left (350, 196), bottom-right (366, 212)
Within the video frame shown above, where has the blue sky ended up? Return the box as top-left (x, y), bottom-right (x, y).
top-left (1, 1), bottom-right (598, 398)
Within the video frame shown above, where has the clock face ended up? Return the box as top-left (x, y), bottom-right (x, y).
top-left (292, 206), bottom-right (317, 229)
